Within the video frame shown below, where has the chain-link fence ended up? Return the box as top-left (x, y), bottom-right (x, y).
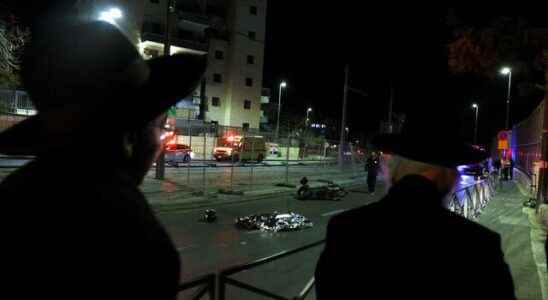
top-left (513, 100), bottom-right (544, 176)
top-left (512, 98), bottom-right (547, 205)
top-left (143, 120), bottom-right (365, 202)
top-left (0, 110), bottom-right (366, 205)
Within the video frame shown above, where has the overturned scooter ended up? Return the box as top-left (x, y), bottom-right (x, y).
top-left (296, 177), bottom-right (348, 201)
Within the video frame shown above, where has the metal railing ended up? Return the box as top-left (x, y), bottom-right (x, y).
top-left (448, 175), bottom-right (496, 219)
top-left (175, 240), bottom-right (325, 300)
top-left (177, 273), bottom-right (216, 300)
top-left (219, 240), bottom-right (324, 300)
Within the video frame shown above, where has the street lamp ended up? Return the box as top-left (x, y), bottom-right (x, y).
top-left (500, 67), bottom-right (512, 129)
top-left (275, 81), bottom-right (287, 139)
top-left (472, 103), bottom-right (479, 145)
top-left (99, 7), bottom-right (123, 25)
top-left (306, 107), bottom-right (312, 124)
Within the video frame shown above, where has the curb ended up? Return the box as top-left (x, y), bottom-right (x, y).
top-left (151, 178), bottom-right (365, 213)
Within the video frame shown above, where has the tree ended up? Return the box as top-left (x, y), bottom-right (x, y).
top-left (0, 24), bottom-right (17, 87)
top-left (447, 16), bottom-right (545, 80)
top-left (0, 16), bottom-right (30, 89)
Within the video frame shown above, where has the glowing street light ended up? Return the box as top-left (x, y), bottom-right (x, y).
top-left (471, 103), bottom-right (479, 144)
top-left (500, 67), bottom-right (511, 75)
top-left (306, 107), bottom-right (312, 125)
top-left (275, 81), bottom-right (287, 139)
top-left (499, 67), bottom-right (512, 129)
top-left (99, 7), bottom-right (123, 25)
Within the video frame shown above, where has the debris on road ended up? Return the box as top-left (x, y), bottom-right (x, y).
top-left (235, 212), bottom-right (313, 232)
top-left (200, 209), bottom-right (217, 223)
top-left (296, 177), bottom-right (348, 201)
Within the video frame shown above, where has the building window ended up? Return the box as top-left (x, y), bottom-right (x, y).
top-left (245, 77), bottom-right (253, 87)
top-left (247, 55), bottom-right (255, 65)
top-left (250, 6), bottom-right (257, 15)
top-left (244, 100), bottom-right (252, 110)
top-left (213, 73), bottom-right (222, 83)
top-left (243, 123), bottom-right (250, 131)
top-left (215, 50), bottom-right (224, 60)
top-left (150, 0), bottom-right (159, 3)
top-left (211, 121), bottom-right (219, 126)
top-left (212, 97), bottom-right (220, 107)
top-left (248, 31), bottom-right (256, 40)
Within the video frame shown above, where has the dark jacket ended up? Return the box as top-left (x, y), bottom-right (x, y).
top-left (1, 155), bottom-right (180, 299)
top-left (366, 156), bottom-right (380, 174)
top-left (315, 175), bottom-right (516, 299)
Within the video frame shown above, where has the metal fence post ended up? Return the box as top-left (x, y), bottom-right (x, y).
top-left (464, 189), bottom-right (472, 218)
top-left (230, 133), bottom-right (235, 191)
top-left (202, 126), bottom-right (207, 198)
top-left (250, 131), bottom-right (254, 188)
top-left (321, 142), bottom-right (326, 169)
top-left (218, 275), bottom-right (226, 300)
top-left (349, 143), bottom-right (358, 178)
top-left (187, 110), bottom-right (192, 186)
top-left (285, 133), bottom-right (290, 185)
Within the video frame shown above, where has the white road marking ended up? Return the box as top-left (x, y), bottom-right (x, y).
top-left (321, 209), bottom-right (346, 217)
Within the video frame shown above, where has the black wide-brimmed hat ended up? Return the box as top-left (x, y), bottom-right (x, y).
top-left (370, 73), bottom-right (489, 168)
top-left (368, 9), bottom-right (488, 168)
top-left (372, 132), bottom-right (488, 168)
top-left (0, 21), bottom-right (207, 155)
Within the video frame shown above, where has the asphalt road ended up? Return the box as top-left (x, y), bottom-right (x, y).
top-left (157, 183), bottom-right (383, 300)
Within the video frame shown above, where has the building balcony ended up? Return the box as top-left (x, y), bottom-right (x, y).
top-left (0, 89), bottom-right (36, 116)
top-left (141, 32), bottom-right (209, 53)
top-left (177, 11), bottom-right (211, 27)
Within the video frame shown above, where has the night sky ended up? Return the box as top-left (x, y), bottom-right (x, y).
top-left (263, 4), bottom-right (548, 145)
top-left (3, 2), bottom-right (547, 146)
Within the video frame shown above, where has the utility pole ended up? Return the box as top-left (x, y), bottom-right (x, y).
top-left (338, 64), bottom-right (349, 168)
top-left (155, 0), bottom-right (175, 180)
top-left (338, 65), bottom-right (367, 168)
top-left (388, 85), bottom-right (394, 133)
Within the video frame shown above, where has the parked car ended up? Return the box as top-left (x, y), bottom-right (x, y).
top-left (165, 144), bottom-right (193, 167)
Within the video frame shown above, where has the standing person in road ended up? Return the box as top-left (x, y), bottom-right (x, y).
top-left (494, 157), bottom-right (502, 177)
top-left (0, 19), bottom-right (206, 299)
top-left (366, 151), bottom-right (380, 194)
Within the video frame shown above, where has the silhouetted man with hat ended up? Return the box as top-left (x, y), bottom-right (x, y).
top-left (315, 8), bottom-right (515, 299)
top-left (316, 109), bottom-right (516, 300)
top-left (0, 15), bottom-right (206, 300)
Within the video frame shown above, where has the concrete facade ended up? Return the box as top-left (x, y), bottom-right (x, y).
top-left (139, 0), bottom-right (267, 129)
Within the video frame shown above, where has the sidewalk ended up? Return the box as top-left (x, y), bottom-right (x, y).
top-left (144, 175), bottom-right (365, 212)
top-left (477, 181), bottom-right (547, 300)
